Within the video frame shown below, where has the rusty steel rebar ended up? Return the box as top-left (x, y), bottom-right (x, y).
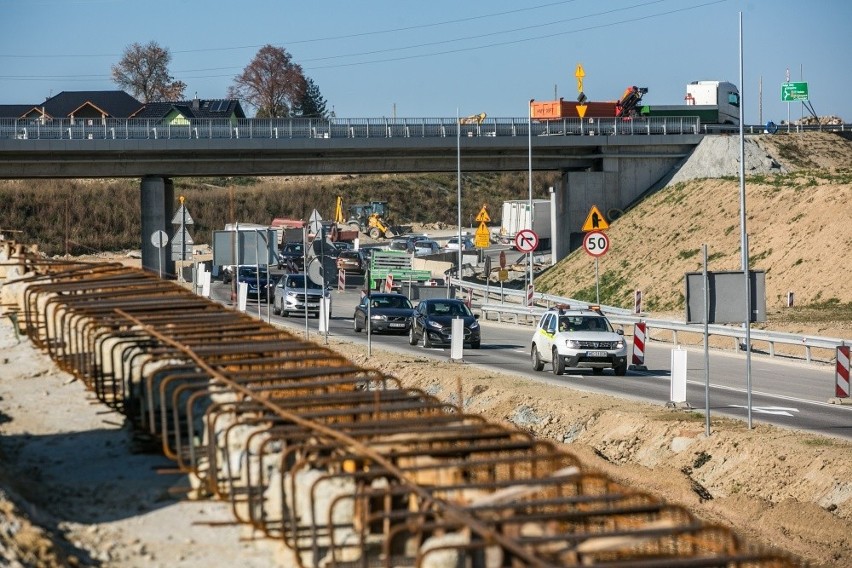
top-left (0, 252), bottom-right (801, 568)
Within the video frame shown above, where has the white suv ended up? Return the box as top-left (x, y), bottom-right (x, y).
top-left (530, 307), bottom-right (628, 376)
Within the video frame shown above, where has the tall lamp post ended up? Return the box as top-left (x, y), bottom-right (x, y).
top-left (456, 109), bottom-right (463, 292)
top-left (528, 99), bottom-right (534, 296)
top-left (737, 11), bottom-right (753, 429)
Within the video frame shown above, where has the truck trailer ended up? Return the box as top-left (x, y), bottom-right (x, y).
top-left (640, 81), bottom-right (740, 125)
top-left (492, 199), bottom-right (551, 250)
top-left (532, 81), bottom-right (739, 125)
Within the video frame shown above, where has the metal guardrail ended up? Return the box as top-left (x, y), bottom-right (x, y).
top-left (3, 116), bottom-right (848, 142)
top-left (1, 116), bottom-right (703, 141)
top-left (454, 279), bottom-right (850, 364)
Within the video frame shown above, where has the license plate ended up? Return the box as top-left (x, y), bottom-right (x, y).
top-left (389, 323), bottom-right (406, 328)
top-left (307, 303), bottom-right (319, 308)
top-left (588, 351), bottom-right (608, 357)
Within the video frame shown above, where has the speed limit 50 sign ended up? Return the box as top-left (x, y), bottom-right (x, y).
top-left (583, 231), bottom-right (609, 257)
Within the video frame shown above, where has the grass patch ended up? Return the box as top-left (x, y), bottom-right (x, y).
top-left (800, 437), bottom-right (835, 447)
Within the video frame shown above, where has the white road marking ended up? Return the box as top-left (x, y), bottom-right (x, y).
top-left (727, 405), bottom-right (799, 417)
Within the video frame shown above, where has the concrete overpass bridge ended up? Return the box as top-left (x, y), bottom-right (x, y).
top-left (0, 115), bottom-right (705, 272)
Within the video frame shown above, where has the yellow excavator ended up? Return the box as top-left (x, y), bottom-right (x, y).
top-left (338, 197), bottom-right (396, 239)
top-left (459, 112), bottom-right (487, 125)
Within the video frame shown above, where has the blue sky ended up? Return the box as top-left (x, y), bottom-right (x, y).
top-left (1, 0), bottom-right (849, 124)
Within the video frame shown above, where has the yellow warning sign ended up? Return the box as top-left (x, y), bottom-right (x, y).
top-left (576, 104), bottom-right (588, 118)
top-left (581, 205), bottom-right (609, 232)
top-left (474, 222), bottom-right (490, 248)
top-left (475, 205), bottom-right (490, 223)
top-left (574, 64), bottom-right (585, 79)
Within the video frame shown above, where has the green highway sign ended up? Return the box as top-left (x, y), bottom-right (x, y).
top-left (781, 82), bottom-right (809, 102)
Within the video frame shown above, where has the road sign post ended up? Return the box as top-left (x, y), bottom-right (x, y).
top-left (150, 230), bottom-right (168, 279)
top-left (583, 231), bottom-right (609, 305)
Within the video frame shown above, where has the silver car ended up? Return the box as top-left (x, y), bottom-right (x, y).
top-left (272, 274), bottom-right (329, 318)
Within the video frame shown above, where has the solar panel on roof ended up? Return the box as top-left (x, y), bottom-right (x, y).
top-left (211, 100), bottom-right (229, 113)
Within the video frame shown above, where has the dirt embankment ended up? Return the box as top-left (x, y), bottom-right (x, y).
top-left (330, 339), bottom-right (852, 567)
top-left (536, 132), bottom-right (852, 341)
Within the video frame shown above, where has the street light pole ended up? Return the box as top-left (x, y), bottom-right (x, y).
top-left (528, 99), bottom-right (534, 295)
top-left (738, 11), bottom-right (753, 429)
top-left (456, 109), bottom-right (463, 293)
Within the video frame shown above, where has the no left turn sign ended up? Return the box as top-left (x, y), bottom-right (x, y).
top-left (583, 231), bottom-right (609, 257)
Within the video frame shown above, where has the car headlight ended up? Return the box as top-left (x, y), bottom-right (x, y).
top-left (566, 339), bottom-right (580, 349)
top-left (616, 340), bottom-right (625, 349)
top-left (469, 321), bottom-right (479, 330)
top-left (426, 320), bottom-right (443, 329)
top-left (370, 314), bottom-right (387, 321)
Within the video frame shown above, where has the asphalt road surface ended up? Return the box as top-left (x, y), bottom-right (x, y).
top-left (214, 277), bottom-right (852, 441)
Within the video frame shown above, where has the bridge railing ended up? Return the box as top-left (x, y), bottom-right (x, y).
top-left (3, 116), bottom-right (848, 141)
top-left (0, 116), bottom-right (709, 141)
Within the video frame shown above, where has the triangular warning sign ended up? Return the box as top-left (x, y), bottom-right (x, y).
top-left (581, 205), bottom-right (609, 232)
top-left (576, 104), bottom-right (588, 118)
top-left (475, 205), bottom-right (490, 223)
top-left (171, 205), bottom-right (194, 225)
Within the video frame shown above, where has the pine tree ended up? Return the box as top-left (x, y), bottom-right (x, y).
top-left (293, 77), bottom-right (328, 119)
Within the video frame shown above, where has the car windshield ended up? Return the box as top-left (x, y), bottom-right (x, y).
top-left (238, 267), bottom-right (269, 278)
top-left (285, 275), bottom-right (322, 289)
top-left (427, 302), bottom-right (472, 317)
top-left (282, 243), bottom-right (303, 254)
top-left (370, 295), bottom-right (413, 309)
top-left (557, 315), bottom-right (612, 332)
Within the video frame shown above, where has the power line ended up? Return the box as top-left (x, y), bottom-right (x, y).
top-left (0, 0), bottom-right (727, 82)
top-left (303, 0), bottom-right (729, 71)
top-left (0, 0), bottom-right (580, 59)
top-left (297, 0), bottom-right (668, 65)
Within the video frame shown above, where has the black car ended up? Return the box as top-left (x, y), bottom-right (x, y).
top-left (353, 293), bottom-right (415, 334)
top-left (278, 242), bottom-right (305, 271)
top-left (408, 298), bottom-right (480, 349)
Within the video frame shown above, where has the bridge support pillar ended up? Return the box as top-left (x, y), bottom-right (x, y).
top-left (552, 146), bottom-right (692, 262)
top-left (140, 176), bottom-right (175, 276)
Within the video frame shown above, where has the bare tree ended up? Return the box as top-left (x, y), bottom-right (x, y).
top-left (228, 45), bottom-right (307, 118)
top-left (111, 41), bottom-right (186, 102)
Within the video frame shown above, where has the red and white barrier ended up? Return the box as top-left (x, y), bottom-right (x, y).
top-left (631, 321), bottom-right (647, 370)
top-left (836, 346), bottom-right (850, 399)
top-left (338, 269), bottom-right (345, 291)
top-left (526, 284), bottom-right (534, 307)
top-left (384, 274), bottom-right (394, 293)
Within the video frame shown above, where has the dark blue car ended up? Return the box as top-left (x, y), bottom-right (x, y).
top-left (236, 266), bottom-right (274, 301)
top-left (408, 298), bottom-right (480, 349)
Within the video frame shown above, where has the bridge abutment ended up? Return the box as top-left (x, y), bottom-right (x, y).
top-left (140, 176), bottom-right (175, 275)
top-left (552, 144), bottom-right (694, 260)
